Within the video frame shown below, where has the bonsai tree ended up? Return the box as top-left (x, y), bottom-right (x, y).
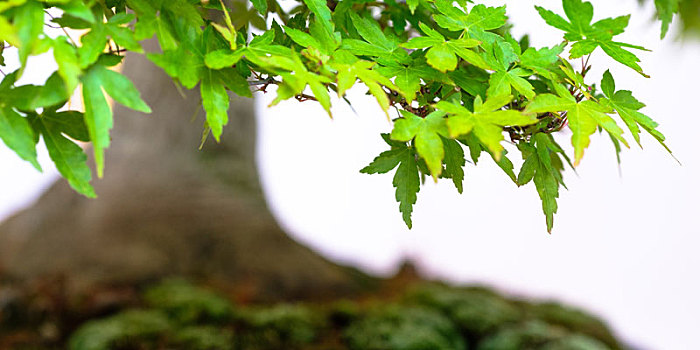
top-left (0, 0), bottom-right (690, 296)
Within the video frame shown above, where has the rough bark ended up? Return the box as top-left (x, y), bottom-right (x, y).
top-left (0, 47), bottom-right (376, 302)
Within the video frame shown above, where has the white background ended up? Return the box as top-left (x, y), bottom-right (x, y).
top-left (1, 1), bottom-right (698, 349)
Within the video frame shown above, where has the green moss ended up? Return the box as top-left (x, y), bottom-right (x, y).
top-left (541, 335), bottom-right (610, 350)
top-left (171, 326), bottom-right (234, 350)
top-left (238, 304), bottom-right (321, 349)
top-left (143, 279), bottom-right (235, 324)
top-left (344, 305), bottom-right (465, 350)
top-left (525, 302), bottom-right (620, 349)
top-left (407, 284), bottom-right (521, 336)
top-left (68, 310), bottom-right (171, 350)
top-left (476, 321), bottom-right (610, 350)
top-left (61, 280), bottom-right (625, 350)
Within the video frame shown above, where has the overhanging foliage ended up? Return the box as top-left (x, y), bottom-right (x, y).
top-left (0, 0), bottom-right (685, 231)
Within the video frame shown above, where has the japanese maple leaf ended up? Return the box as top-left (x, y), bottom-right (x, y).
top-left (341, 12), bottom-right (410, 65)
top-left (334, 59), bottom-right (400, 118)
top-left (402, 22), bottom-right (488, 72)
top-left (519, 44), bottom-right (566, 81)
top-left (478, 36), bottom-right (536, 100)
top-left (376, 58), bottom-right (447, 102)
top-left (432, 0), bottom-right (508, 43)
top-left (361, 135), bottom-right (421, 228)
top-left (437, 95), bottom-right (536, 157)
top-left (536, 0), bottom-right (650, 77)
top-left (390, 110), bottom-right (449, 181)
top-left (525, 83), bottom-right (629, 166)
top-left (599, 70), bottom-right (671, 153)
top-left (518, 134), bottom-right (566, 233)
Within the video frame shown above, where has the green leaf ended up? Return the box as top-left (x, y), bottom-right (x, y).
top-left (486, 37), bottom-right (519, 71)
top-left (55, 0), bottom-right (95, 24)
top-left (0, 15), bottom-right (20, 47)
top-left (361, 148), bottom-right (406, 175)
top-left (200, 71), bottom-right (230, 142)
top-left (162, 0), bottom-right (204, 27)
top-left (600, 69), bottom-right (616, 97)
top-left (433, 1), bottom-right (507, 38)
top-left (302, 0), bottom-right (333, 34)
top-left (407, 0), bottom-right (419, 13)
top-left (97, 54), bottom-right (124, 67)
top-left (361, 143), bottom-right (421, 229)
top-left (33, 116), bottom-right (96, 197)
top-left (609, 131), bottom-right (622, 165)
top-left (309, 16), bottom-right (340, 53)
top-left (533, 155), bottom-right (559, 233)
top-left (0, 71), bottom-right (16, 93)
top-left (333, 60), bottom-right (397, 117)
top-left (535, 6), bottom-right (573, 33)
top-left (261, 51), bottom-right (332, 116)
top-left (376, 59), bottom-right (445, 102)
top-left (487, 68), bottom-right (535, 100)
top-left (655, 0), bottom-right (680, 38)
top-left (492, 149), bottom-right (517, 183)
top-left (533, 133), bottom-right (566, 186)
top-left (94, 66), bottom-right (151, 113)
top-left (53, 38), bottom-right (81, 92)
top-left (391, 110), bottom-right (449, 181)
top-left (518, 136), bottom-right (564, 232)
top-left (284, 26), bottom-right (322, 49)
top-left (440, 95), bottom-right (536, 157)
top-left (219, 68), bottom-right (252, 98)
top-left (402, 23), bottom-right (483, 72)
top-left (442, 137), bottom-right (465, 193)
top-left (518, 154), bottom-right (537, 186)
top-left (251, 0), bottom-right (268, 15)
top-left (525, 84), bottom-right (628, 165)
top-left (79, 24), bottom-right (109, 68)
top-left (350, 12), bottom-right (395, 52)
top-left (81, 67), bottom-right (113, 178)
top-left (0, 0), bottom-right (28, 13)
top-left (106, 24), bottom-right (143, 53)
top-left (7, 73), bottom-right (70, 111)
top-left (212, 22), bottom-right (237, 50)
top-left (79, 65), bottom-right (149, 178)
top-left (519, 44), bottom-right (565, 80)
top-left (449, 68), bottom-right (488, 99)
top-left (41, 110), bottom-right (89, 142)
top-left (155, 16), bottom-right (178, 50)
top-left (535, 0), bottom-right (649, 76)
top-left (344, 13), bottom-right (409, 64)
top-left (0, 107), bottom-right (40, 170)
top-left (394, 147), bottom-right (421, 229)
top-left (148, 46), bottom-right (205, 89)
top-left (459, 133), bottom-right (484, 164)
top-left (204, 49), bottom-right (244, 70)
top-left (425, 43), bottom-right (458, 73)
top-left (563, 0), bottom-right (594, 35)
top-left (600, 70), bottom-right (671, 153)
top-left (14, 0), bottom-right (43, 69)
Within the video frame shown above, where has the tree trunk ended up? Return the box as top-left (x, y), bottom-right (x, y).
top-left (0, 46), bottom-right (376, 302)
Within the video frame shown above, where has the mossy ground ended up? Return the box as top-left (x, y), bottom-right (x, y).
top-left (1, 269), bottom-right (622, 350)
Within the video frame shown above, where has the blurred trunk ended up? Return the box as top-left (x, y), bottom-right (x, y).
top-left (0, 47), bottom-right (376, 302)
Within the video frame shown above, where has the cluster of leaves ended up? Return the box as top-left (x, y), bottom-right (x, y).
top-left (0, 0), bottom-right (679, 231)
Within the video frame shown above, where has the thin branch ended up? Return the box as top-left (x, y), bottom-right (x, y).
top-left (44, 10), bottom-right (78, 47)
top-left (295, 93), bottom-right (317, 102)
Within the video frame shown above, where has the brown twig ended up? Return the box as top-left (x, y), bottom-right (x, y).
top-left (44, 11), bottom-right (78, 47)
top-left (295, 93), bottom-right (318, 102)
